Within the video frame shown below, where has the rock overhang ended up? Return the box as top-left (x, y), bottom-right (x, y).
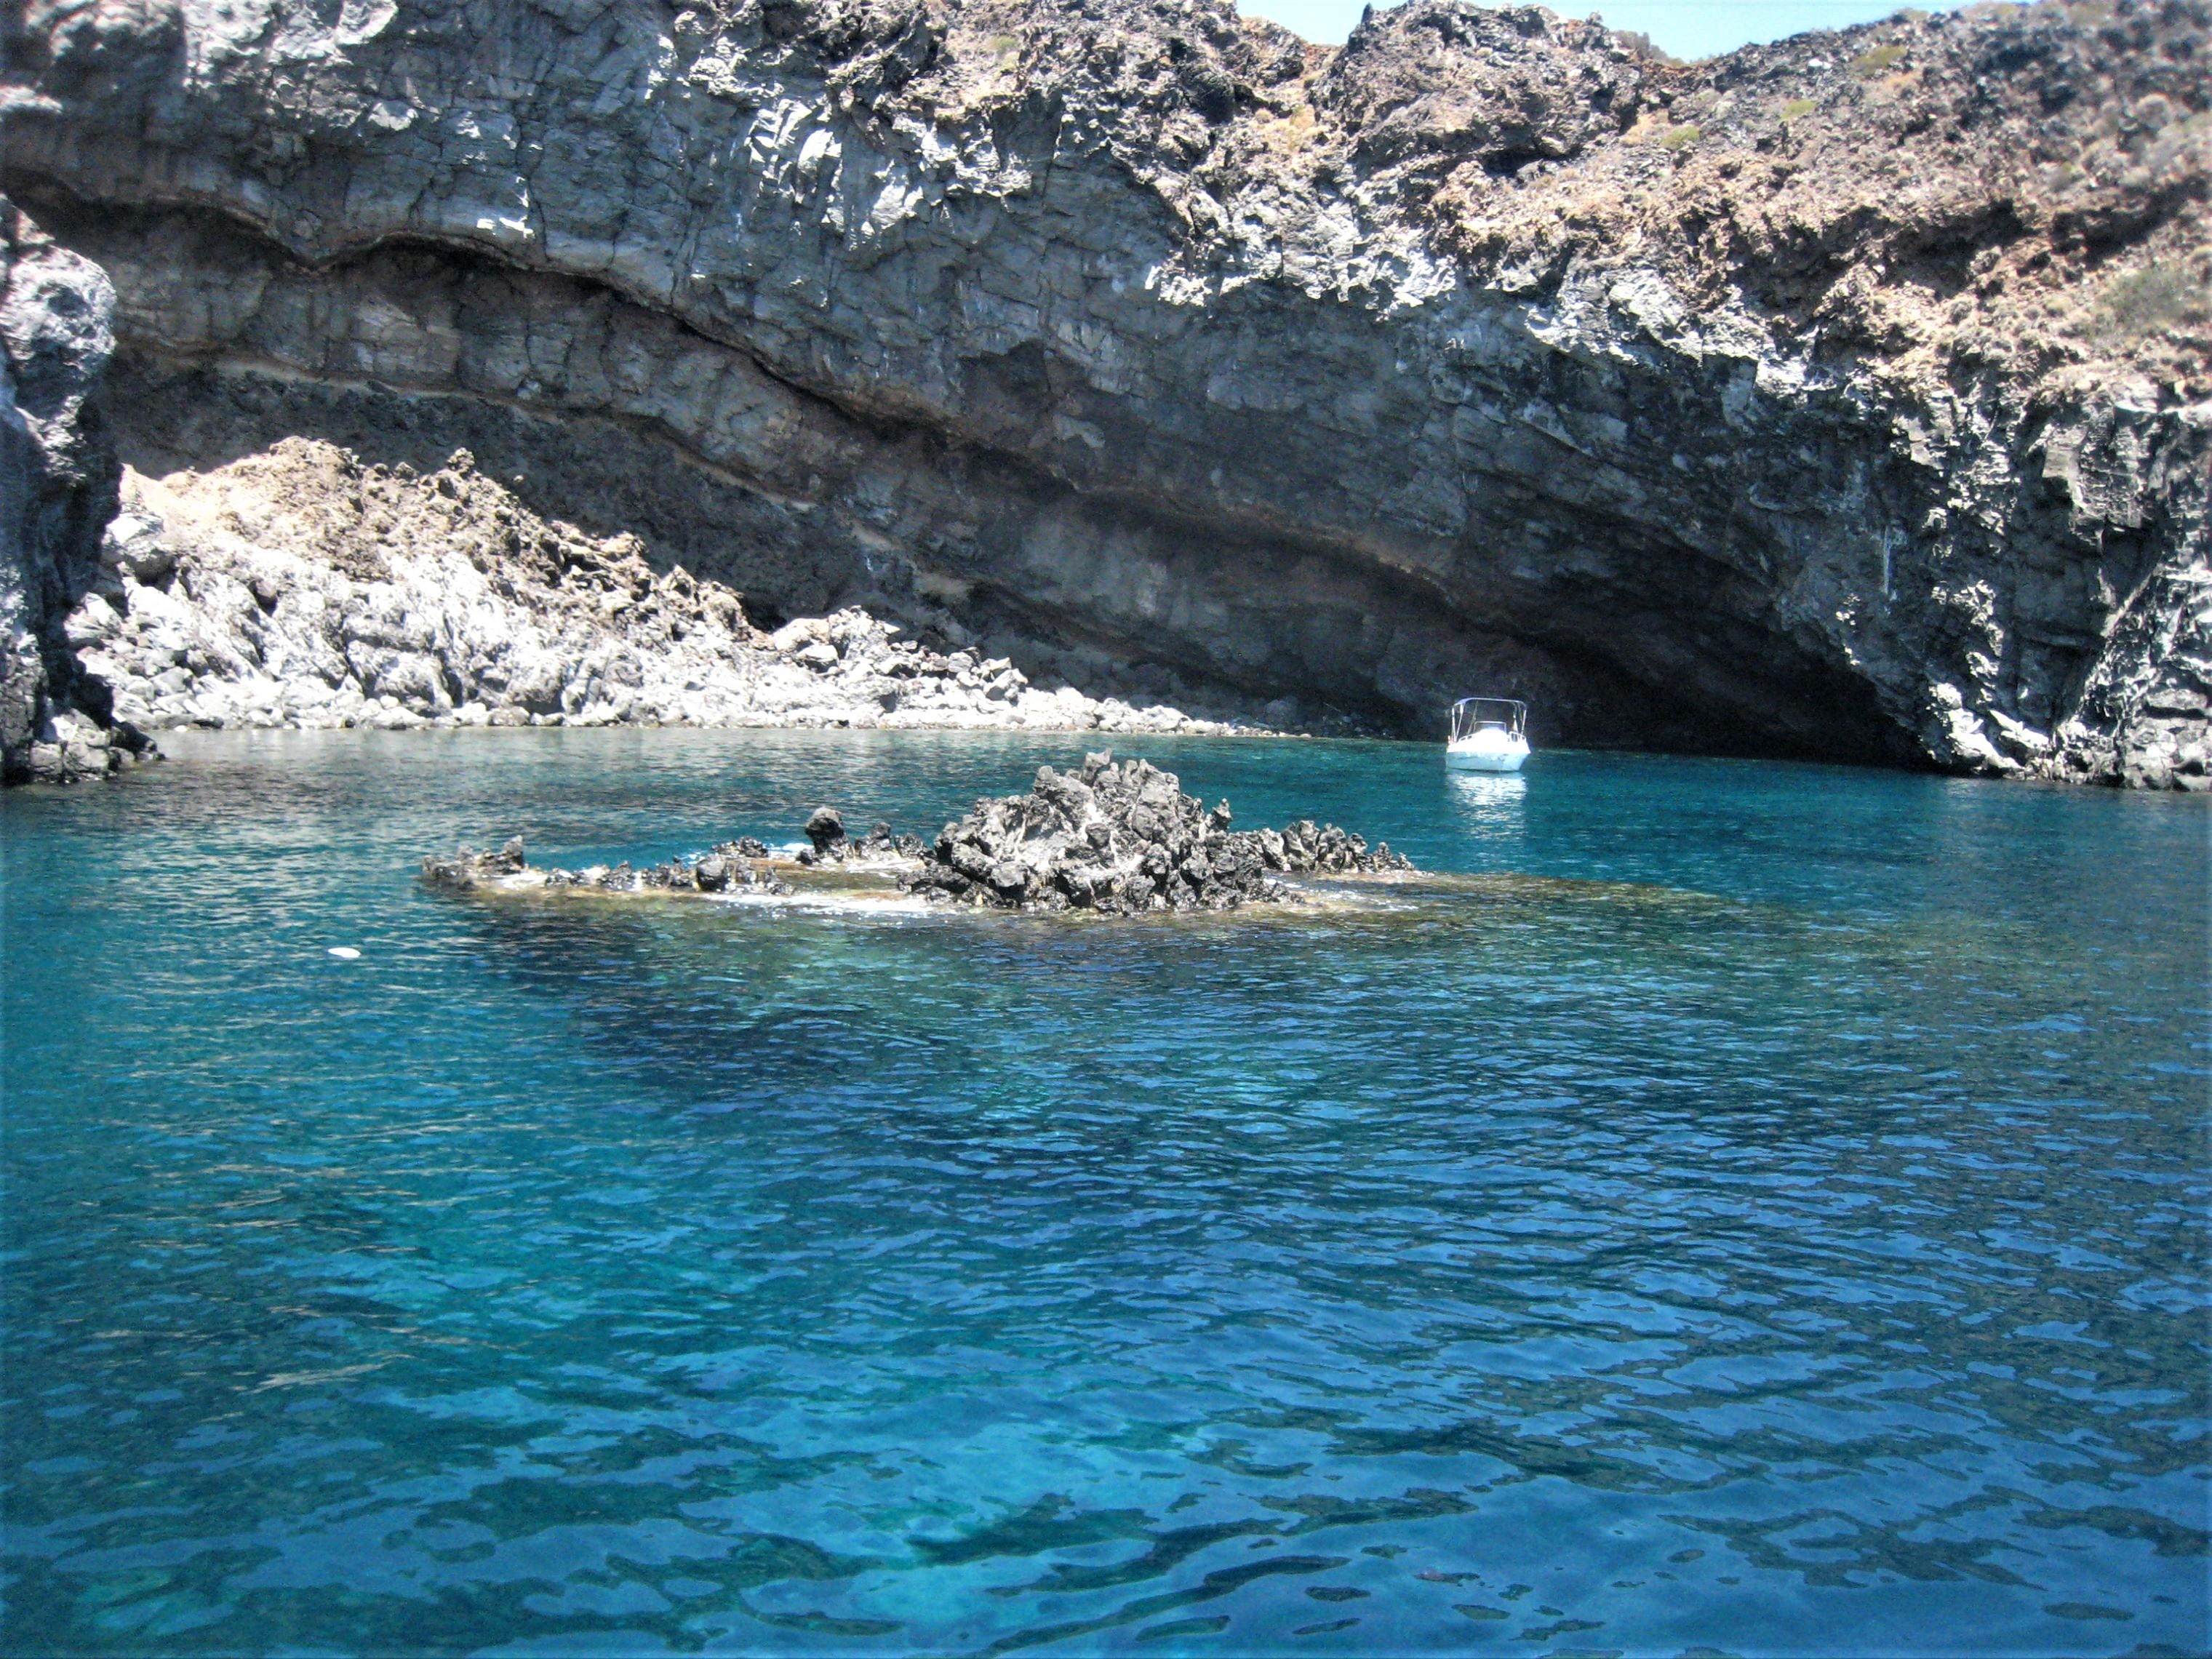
top-left (1, 0), bottom-right (2205, 784)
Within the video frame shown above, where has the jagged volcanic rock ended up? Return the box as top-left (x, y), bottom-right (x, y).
top-left (803, 807), bottom-right (847, 855)
top-left (420, 759), bottom-right (1411, 914)
top-left (421, 836), bottom-right (531, 890)
top-left (901, 751), bottom-right (1414, 911)
top-left (423, 836), bottom-right (795, 897)
top-left (3, 0), bottom-right (2207, 783)
top-left (51, 438), bottom-right (1266, 736)
top-left (799, 814), bottom-right (927, 863)
top-left (1, 196), bottom-right (153, 782)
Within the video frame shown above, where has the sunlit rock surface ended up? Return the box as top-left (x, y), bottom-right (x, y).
top-left (1, 197), bottom-right (154, 781)
top-left (420, 752), bottom-right (1417, 915)
top-left (2, 0), bottom-right (2206, 783)
top-left (68, 438), bottom-right (1264, 737)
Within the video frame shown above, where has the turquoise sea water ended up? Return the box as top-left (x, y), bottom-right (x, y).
top-left (1, 729), bottom-right (2205, 1658)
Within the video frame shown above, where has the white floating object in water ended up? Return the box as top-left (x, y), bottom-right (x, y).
top-left (327, 946), bottom-right (362, 960)
top-left (1446, 697), bottom-right (1530, 773)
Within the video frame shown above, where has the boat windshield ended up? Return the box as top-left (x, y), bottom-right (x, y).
top-left (1450, 698), bottom-right (1527, 743)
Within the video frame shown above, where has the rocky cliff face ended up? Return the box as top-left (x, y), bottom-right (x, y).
top-left (1, 197), bottom-right (153, 781)
top-left (2, 0), bottom-right (2206, 783)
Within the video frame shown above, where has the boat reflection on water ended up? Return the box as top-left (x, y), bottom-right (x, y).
top-left (1446, 765), bottom-right (1528, 836)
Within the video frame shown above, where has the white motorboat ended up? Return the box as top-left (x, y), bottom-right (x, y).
top-left (1446, 697), bottom-right (1530, 772)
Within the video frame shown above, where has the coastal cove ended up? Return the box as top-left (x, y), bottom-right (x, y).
top-left (2, 729), bottom-right (2205, 1655)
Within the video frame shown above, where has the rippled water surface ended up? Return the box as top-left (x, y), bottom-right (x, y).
top-left (3, 729), bottom-right (2206, 1657)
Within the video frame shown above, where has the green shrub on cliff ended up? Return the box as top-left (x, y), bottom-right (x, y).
top-left (2090, 261), bottom-right (2211, 343)
top-left (1852, 42), bottom-right (1909, 76)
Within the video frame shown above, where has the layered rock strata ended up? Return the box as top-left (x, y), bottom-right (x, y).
top-left (4, 0), bottom-right (2208, 783)
top-left (68, 435), bottom-right (1263, 735)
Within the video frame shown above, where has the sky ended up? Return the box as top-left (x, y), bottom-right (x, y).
top-left (1242, 0), bottom-right (1968, 63)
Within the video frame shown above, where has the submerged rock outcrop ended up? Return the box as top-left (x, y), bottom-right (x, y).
top-left (422, 752), bottom-right (1414, 913)
top-left (902, 751), bottom-right (1414, 911)
top-left (3, 0), bottom-right (2207, 783)
top-left (424, 834), bottom-right (796, 897)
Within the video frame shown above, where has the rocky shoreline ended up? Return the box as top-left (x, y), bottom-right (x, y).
top-left (67, 441), bottom-right (1284, 741)
top-left (424, 753), bottom-right (1415, 915)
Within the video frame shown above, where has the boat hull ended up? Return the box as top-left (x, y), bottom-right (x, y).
top-left (1446, 738), bottom-right (1529, 773)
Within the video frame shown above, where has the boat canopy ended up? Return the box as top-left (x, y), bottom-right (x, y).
top-left (1449, 698), bottom-right (1527, 743)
